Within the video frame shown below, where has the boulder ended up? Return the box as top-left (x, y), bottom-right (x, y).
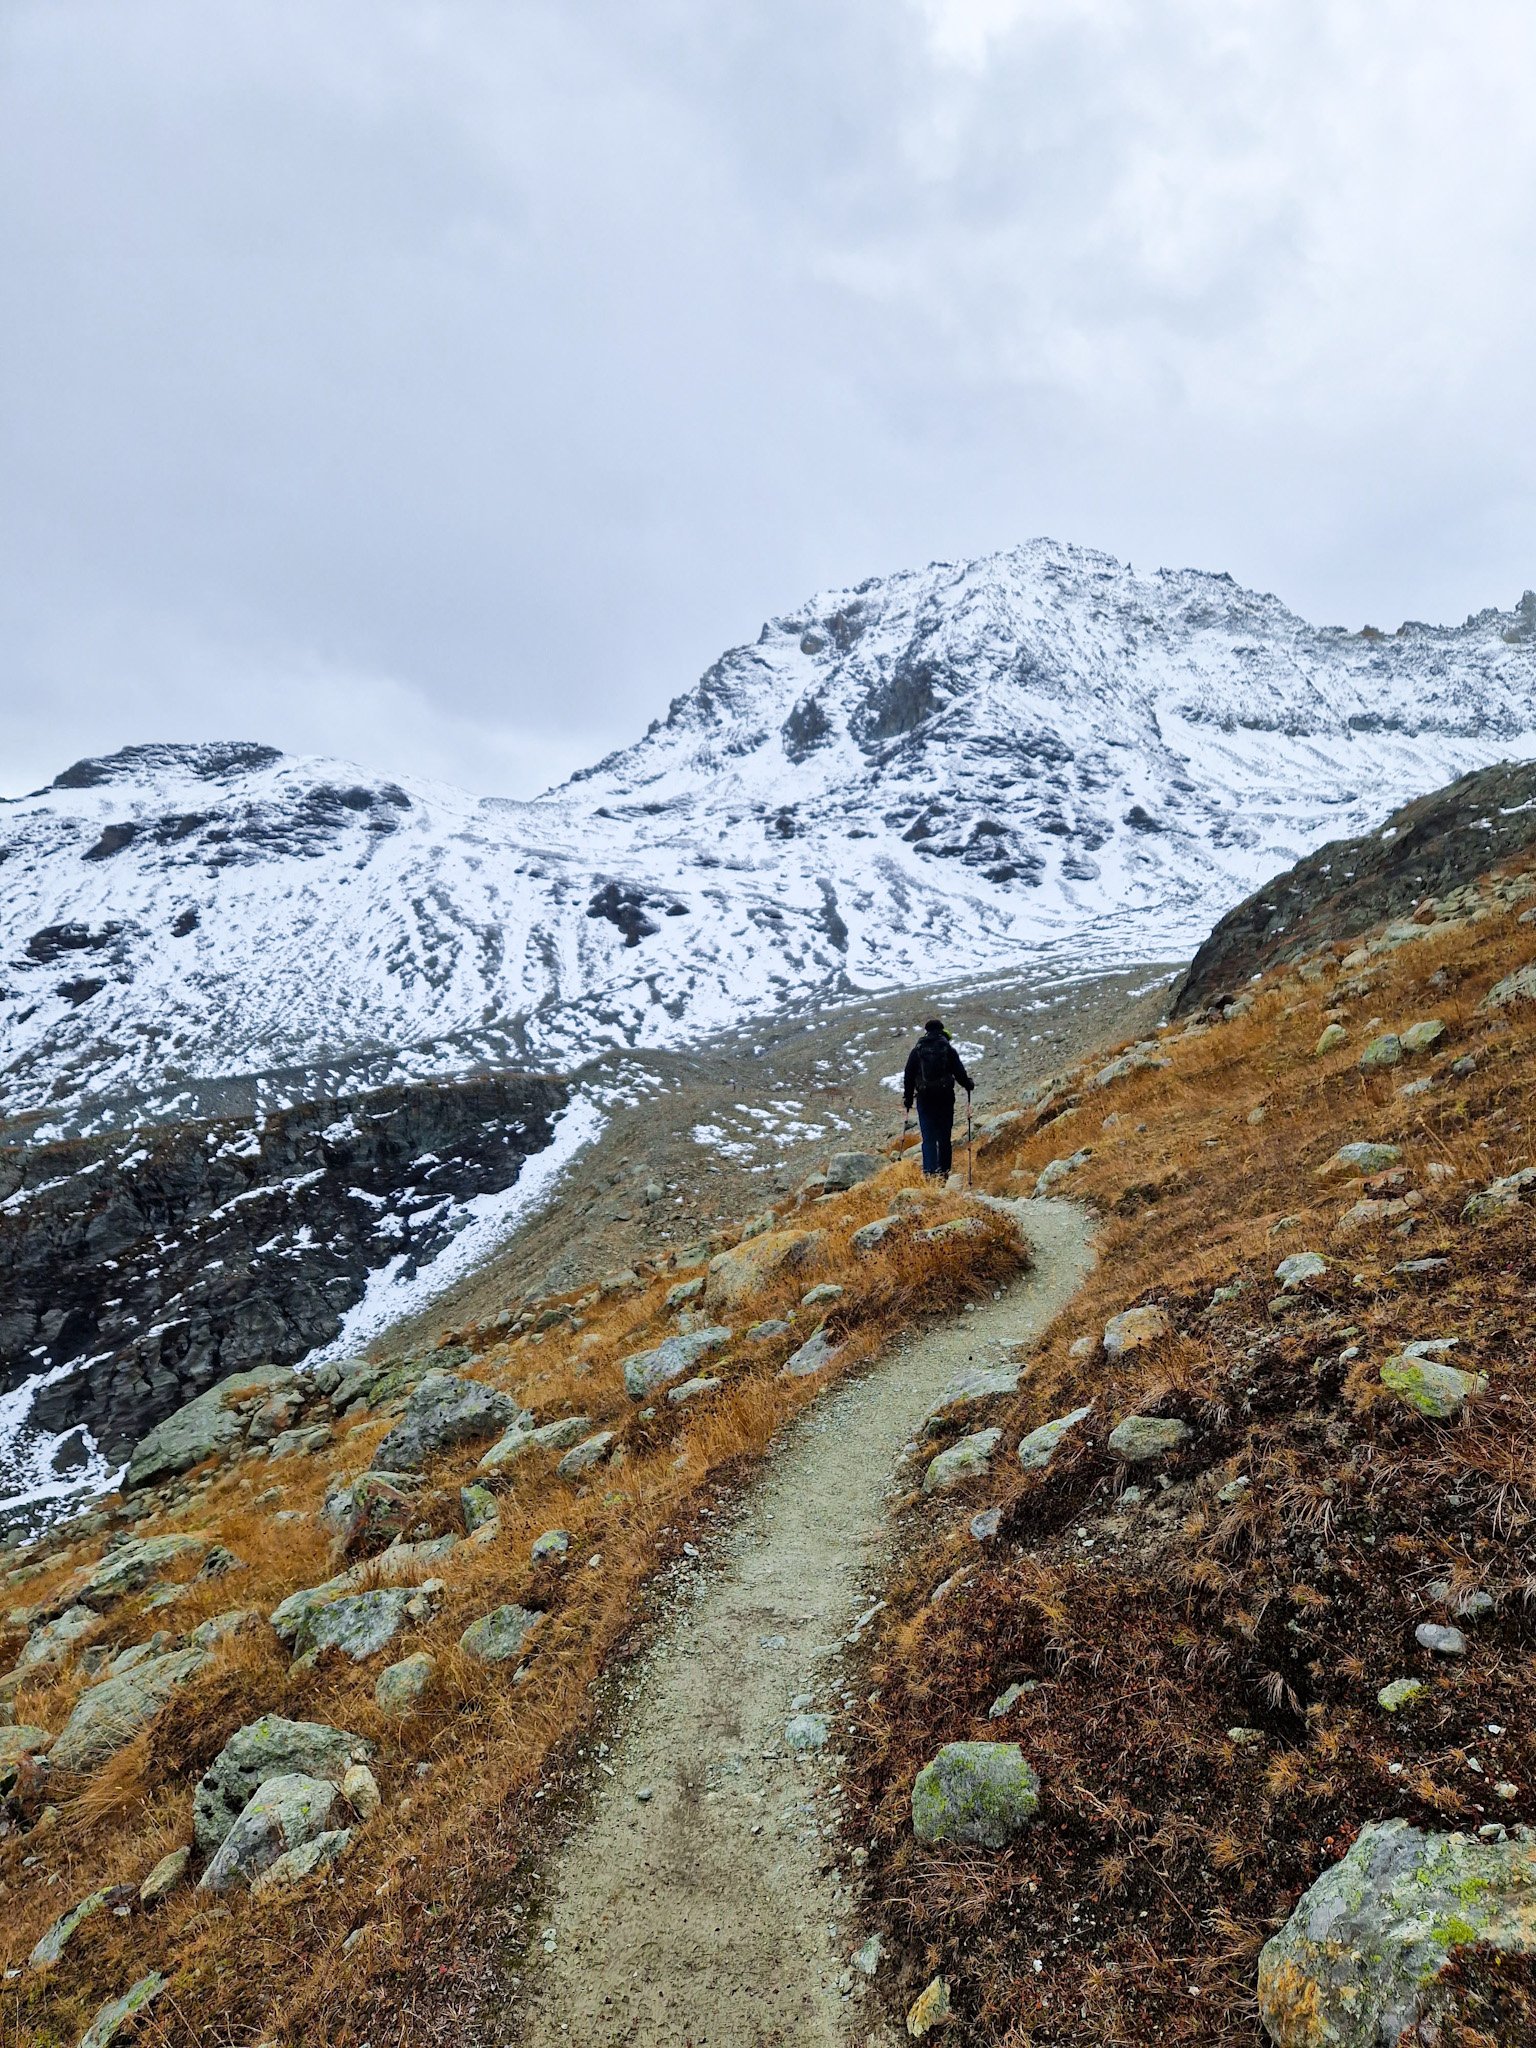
top-left (530, 1529), bottom-right (571, 1561)
top-left (1257, 1819), bottom-right (1536, 2047)
top-left (1035, 1149), bottom-right (1092, 1195)
top-left (1274, 1251), bottom-right (1328, 1291)
top-left (268, 1536), bottom-right (459, 1643)
top-left (74, 1533), bottom-right (211, 1608)
top-left (1480, 963), bottom-right (1536, 1010)
top-left (252, 1826), bottom-right (353, 1894)
top-left (1463, 1165), bottom-right (1536, 1222)
top-left (375, 1651), bottom-right (436, 1716)
top-left (922, 1365), bottom-right (1021, 1436)
top-left (199, 1772), bottom-right (341, 1892)
top-left (293, 1586), bottom-right (428, 1662)
top-left (479, 1413), bottom-right (591, 1469)
top-left (29, 1885), bottom-right (117, 1968)
top-left (1380, 1354), bottom-right (1487, 1420)
top-left (12, 1605), bottom-right (95, 1674)
top-left (850, 1217), bottom-right (898, 1254)
top-left (801, 1282), bottom-right (844, 1308)
top-left (342, 1762), bottom-right (381, 1820)
top-left (459, 1604), bottom-right (542, 1663)
top-left (666, 1376), bottom-right (722, 1405)
top-left (1402, 1019), bottom-right (1446, 1053)
top-left (1102, 1305), bottom-right (1170, 1358)
top-left (0, 1725), bottom-right (54, 1762)
top-left (123, 1365), bottom-right (292, 1489)
top-left (460, 1483), bottom-right (499, 1534)
top-left (923, 1428), bottom-right (1003, 1493)
top-left (51, 1648), bottom-right (208, 1772)
top-left (556, 1431), bottom-right (616, 1480)
top-left (665, 1277), bottom-right (705, 1310)
top-left (320, 1469), bottom-right (422, 1538)
top-left (1314, 1023), bottom-right (1348, 1056)
top-left (77, 1973), bottom-right (166, 2048)
top-left (1107, 1415), bottom-right (1192, 1462)
top-left (1017, 1405), bottom-right (1092, 1472)
top-left (704, 1230), bottom-right (826, 1312)
top-left (369, 1372), bottom-right (518, 1472)
top-left (194, 1714), bottom-right (366, 1853)
top-left (1317, 1143), bottom-right (1401, 1179)
top-left (622, 1329), bottom-right (733, 1399)
top-left (911, 1741), bottom-right (1040, 1847)
top-left (781, 1327), bottom-right (841, 1378)
top-left (139, 1846), bottom-right (190, 1906)
top-left (1358, 1033), bottom-right (1403, 1069)
top-left (823, 1151), bottom-right (884, 1193)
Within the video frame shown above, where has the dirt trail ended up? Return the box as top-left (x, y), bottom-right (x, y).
top-left (511, 1198), bottom-right (1096, 2048)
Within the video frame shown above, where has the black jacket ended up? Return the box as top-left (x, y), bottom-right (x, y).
top-left (903, 1031), bottom-right (973, 1109)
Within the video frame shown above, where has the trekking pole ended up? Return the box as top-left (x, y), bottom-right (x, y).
top-left (966, 1093), bottom-right (973, 1187)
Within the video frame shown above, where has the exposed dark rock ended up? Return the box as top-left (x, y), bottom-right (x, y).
top-left (1174, 759), bottom-right (1536, 1015)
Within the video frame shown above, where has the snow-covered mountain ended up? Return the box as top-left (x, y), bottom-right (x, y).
top-left (7, 538), bottom-right (1536, 1139)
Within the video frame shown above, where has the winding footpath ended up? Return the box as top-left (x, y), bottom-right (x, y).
top-left (511, 1198), bottom-right (1096, 2048)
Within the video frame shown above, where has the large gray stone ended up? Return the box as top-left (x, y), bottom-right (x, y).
top-left (822, 1151), bottom-right (884, 1193)
top-left (1317, 1142), bottom-right (1401, 1180)
top-left (77, 1973), bottom-right (167, 2048)
top-left (369, 1371), bottom-right (518, 1471)
top-left (781, 1327), bottom-right (841, 1378)
top-left (478, 1413), bottom-right (591, 1471)
top-left (374, 1650), bottom-right (436, 1716)
top-left (13, 1604), bottom-right (95, 1674)
top-left (556, 1431), bottom-right (615, 1479)
top-left (73, 1533), bottom-right (211, 1608)
top-left (622, 1328), bottom-right (734, 1399)
top-left (1463, 1165), bottom-right (1536, 1222)
top-left (1107, 1415), bottom-right (1192, 1462)
top-left (459, 1604), bottom-right (542, 1663)
top-left (252, 1825), bottom-right (353, 1894)
top-left (923, 1428), bottom-right (1003, 1493)
top-left (293, 1586), bottom-right (426, 1662)
top-left (1380, 1354), bottom-right (1488, 1420)
top-left (51, 1648), bottom-right (208, 1772)
top-left (268, 1535), bottom-right (458, 1643)
top-left (122, 1367), bottom-right (292, 1490)
top-left (193, 1713), bottom-right (366, 1853)
top-left (911, 1741), bottom-right (1040, 1848)
top-left (922, 1366), bottom-right (1021, 1437)
top-left (1017, 1404), bottom-right (1093, 1472)
top-left (198, 1772), bottom-right (341, 1892)
top-left (1257, 1819), bottom-right (1536, 2047)
top-left (29, 1886), bottom-right (115, 1969)
top-left (1102, 1305), bottom-right (1171, 1357)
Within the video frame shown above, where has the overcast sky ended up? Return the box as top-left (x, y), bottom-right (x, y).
top-left (4, 0), bottom-right (1535, 799)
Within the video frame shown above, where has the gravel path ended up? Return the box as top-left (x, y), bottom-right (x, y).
top-left (511, 1197), bottom-right (1096, 2048)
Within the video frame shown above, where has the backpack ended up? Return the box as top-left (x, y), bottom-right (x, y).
top-left (913, 1034), bottom-right (952, 1095)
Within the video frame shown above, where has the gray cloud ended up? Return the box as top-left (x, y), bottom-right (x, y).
top-left (4, 0), bottom-right (1535, 796)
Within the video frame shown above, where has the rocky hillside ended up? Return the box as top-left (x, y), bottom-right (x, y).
top-left (6, 545), bottom-right (1536, 1142)
top-left (1174, 755), bottom-right (1536, 1014)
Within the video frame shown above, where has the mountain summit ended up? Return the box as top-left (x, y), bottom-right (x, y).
top-left (5, 539), bottom-right (1536, 1136)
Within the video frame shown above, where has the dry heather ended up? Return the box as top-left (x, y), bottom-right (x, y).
top-left (0, 1164), bottom-right (1024, 2046)
top-left (850, 863), bottom-right (1536, 2044)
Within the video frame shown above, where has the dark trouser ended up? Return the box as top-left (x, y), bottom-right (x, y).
top-left (915, 1091), bottom-right (955, 1177)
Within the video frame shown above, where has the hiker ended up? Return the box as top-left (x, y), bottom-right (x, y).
top-left (902, 1018), bottom-right (973, 1178)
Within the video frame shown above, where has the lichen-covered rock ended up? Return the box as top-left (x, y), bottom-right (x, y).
top-left (665, 1276), bottom-right (705, 1309)
top-left (784, 1711), bottom-right (830, 1751)
top-left (1463, 1165), bottom-right (1536, 1222)
top-left (73, 1533), bottom-right (211, 1608)
top-left (922, 1366), bottom-right (1021, 1436)
top-left (1480, 963), bottom-right (1536, 1010)
top-left (850, 1216), bottom-right (898, 1254)
top-left (781, 1326), bottom-right (841, 1378)
top-left (556, 1431), bottom-right (616, 1479)
top-left (1257, 1819), bottom-right (1536, 2047)
top-left (29, 1885), bottom-right (115, 1968)
top-left (1380, 1354), bottom-right (1487, 1419)
top-left (1035, 1149), bottom-right (1092, 1195)
top-left (530, 1528), bottom-right (571, 1562)
top-left (1275, 1251), bottom-right (1328, 1291)
top-left (324, 1471), bottom-right (420, 1552)
top-left (923, 1428), bottom-right (1003, 1493)
top-left (911, 1741), bottom-right (1040, 1848)
top-left (1317, 1143), bottom-right (1401, 1179)
top-left (268, 1535), bottom-right (458, 1643)
top-left (823, 1151), bottom-right (884, 1193)
top-left (1359, 1033), bottom-right (1403, 1069)
top-left (13, 1605), bottom-right (95, 1674)
top-left (1107, 1415), bottom-right (1192, 1462)
top-left (123, 1366), bottom-right (291, 1489)
top-left (78, 1972), bottom-right (166, 2048)
top-left (252, 1825), bottom-right (353, 1893)
top-left (459, 1483), bottom-right (499, 1534)
top-left (459, 1604), bottom-right (542, 1664)
top-left (369, 1372), bottom-right (518, 1472)
top-left (0, 1725), bottom-right (54, 1763)
top-left (479, 1413), bottom-right (591, 1469)
top-left (622, 1328), bottom-right (733, 1399)
top-left (1102, 1305), bottom-right (1170, 1357)
top-left (199, 1772), bottom-right (341, 1892)
top-left (1017, 1405), bottom-right (1093, 1472)
top-left (1377, 1678), bottom-right (1425, 1712)
top-left (1402, 1018), bottom-right (1446, 1053)
top-left (293, 1586), bottom-right (425, 1662)
top-left (194, 1714), bottom-right (366, 1853)
top-left (666, 1375), bottom-right (722, 1405)
top-left (1314, 1023), bottom-right (1348, 1056)
top-left (906, 1975), bottom-right (951, 2036)
top-left (139, 1846), bottom-right (190, 1906)
top-left (374, 1650), bottom-right (436, 1716)
top-left (51, 1648), bottom-right (208, 1771)
top-left (704, 1229), bottom-right (826, 1311)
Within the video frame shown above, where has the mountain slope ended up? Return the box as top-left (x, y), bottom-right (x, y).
top-left (6, 540), bottom-right (1536, 1139)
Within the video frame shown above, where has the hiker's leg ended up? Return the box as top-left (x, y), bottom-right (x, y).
top-left (935, 1094), bottom-right (955, 1176)
top-left (915, 1099), bottom-right (936, 1174)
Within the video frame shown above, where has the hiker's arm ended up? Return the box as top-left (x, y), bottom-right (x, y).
top-left (902, 1048), bottom-right (917, 1109)
top-left (953, 1049), bottom-right (974, 1093)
